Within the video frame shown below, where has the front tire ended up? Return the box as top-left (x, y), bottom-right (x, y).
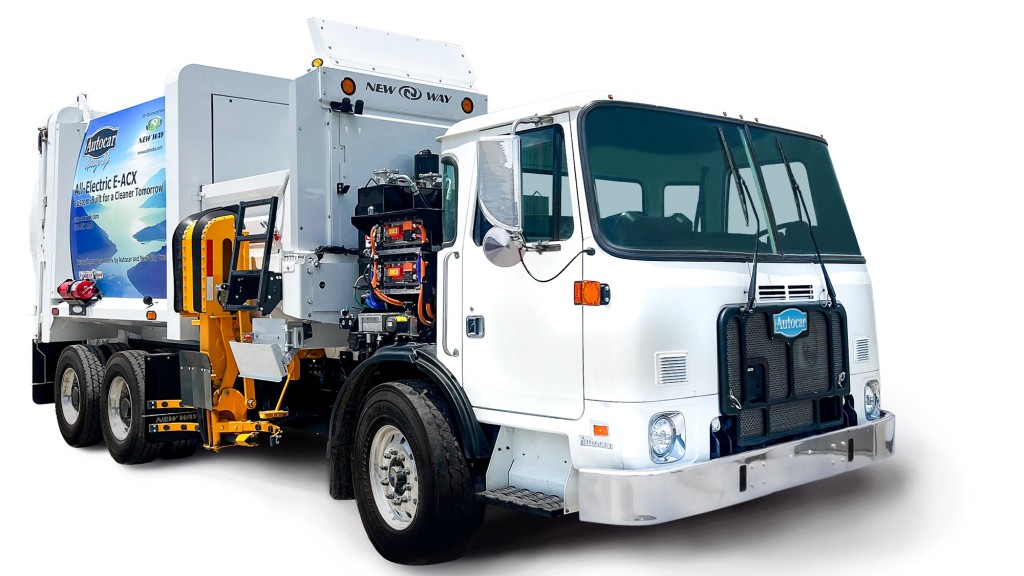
top-left (100, 351), bottom-right (164, 464)
top-left (53, 345), bottom-right (105, 447)
top-left (352, 380), bottom-right (483, 565)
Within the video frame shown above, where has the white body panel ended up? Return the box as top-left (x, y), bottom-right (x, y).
top-left (201, 170), bottom-right (289, 209)
top-left (36, 108), bottom-right (87, 343)
top-left (308, 19), bottom-right (477, 90)
top-left (211, 95), bottom-right (290, 183)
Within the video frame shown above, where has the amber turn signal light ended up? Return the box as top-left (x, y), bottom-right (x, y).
top-left (574, 280), bottom-right (610, 306)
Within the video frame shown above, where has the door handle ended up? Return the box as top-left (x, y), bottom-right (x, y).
top-left (466, 315), bottom-right (484, 338)
top-left (442, 251), bottom-right (460, 357)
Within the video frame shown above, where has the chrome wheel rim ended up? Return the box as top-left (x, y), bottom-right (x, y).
top-left (369, 424), bottom-right (419, 530)
top-left (59, 367), bottom-right (80, 426)
top-left (107, 376), bottom-right (131, 442)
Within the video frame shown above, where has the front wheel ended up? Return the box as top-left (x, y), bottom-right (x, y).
top-left (352, 380), bottom-right (483, 564)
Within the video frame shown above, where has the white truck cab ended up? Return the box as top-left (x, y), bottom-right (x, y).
top-left (437, 95), bottom-right (893, 526)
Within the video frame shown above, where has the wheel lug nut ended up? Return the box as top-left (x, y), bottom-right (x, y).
top-left (379, 464), bottom-right (388, 470)
top-left (380, 479), bottom-right (389, 485)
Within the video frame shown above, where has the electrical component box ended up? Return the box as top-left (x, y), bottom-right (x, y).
top-left (349, 150), bottom-right (447, 324)
top-left (356, 184), bottom-right (439, 216)
top-left (357, 312), bottom-right (417, 335)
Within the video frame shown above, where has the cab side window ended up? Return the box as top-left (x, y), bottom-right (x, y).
top-left (520, 126), bottom-right (573, 242)
top-left (473, 125), bottom-right (573, 246)
top-left (441, 158), bottom-right (458, 246)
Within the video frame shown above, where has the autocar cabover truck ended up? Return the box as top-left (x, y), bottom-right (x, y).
top-left (30, 18), bottom-right (895, 564)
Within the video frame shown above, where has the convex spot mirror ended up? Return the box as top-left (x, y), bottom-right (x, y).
top-left (482, 227), bottom-right (520, 267)
top-left (476, 136), bottom-right (522, 234)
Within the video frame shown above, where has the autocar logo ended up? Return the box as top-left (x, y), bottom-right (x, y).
top-left (772, 308), bottom-right (808, 338)
top-left (399, 85), bottom-right (422, 100)
top-left (83, 126), bottom-right (118, 159)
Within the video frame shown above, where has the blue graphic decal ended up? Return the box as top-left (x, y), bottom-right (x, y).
top-left (70, 98), bottom-right (166, 299)
top-left (772, 308), bottom-right (808, 339)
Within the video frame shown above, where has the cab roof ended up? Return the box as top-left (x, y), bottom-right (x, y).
top-left (441, 92), bottom-right (826, 143)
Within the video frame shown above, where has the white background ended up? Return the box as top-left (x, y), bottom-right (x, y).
top-left (2, 1), bottom-right (1020, 572)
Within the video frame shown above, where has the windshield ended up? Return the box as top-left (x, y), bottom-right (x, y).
top-left (580, 103), bottom-right (861, 260)
top-left (747, 127), bottom-right (860, 256)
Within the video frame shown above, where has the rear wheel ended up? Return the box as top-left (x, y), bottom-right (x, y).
top-left (100, 351), bottom-right (164, 464)
top-left (160, 439), bottom-right (200, 460)
top-left (352, 380), bottom-right (483, 564)
top-left (53, 345), bottom-right (105, 447)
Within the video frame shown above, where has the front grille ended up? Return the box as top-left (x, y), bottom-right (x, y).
top-left (717, 305), bottom-right (851, 452)
top-left (769, 401), bottom-right (814, 434)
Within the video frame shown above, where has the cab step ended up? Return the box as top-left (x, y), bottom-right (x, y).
top-left (475, 486), bottom-right (564, 517)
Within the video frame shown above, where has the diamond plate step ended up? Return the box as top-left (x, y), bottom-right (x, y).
top-left (476, 486), bottom-right (564, 517)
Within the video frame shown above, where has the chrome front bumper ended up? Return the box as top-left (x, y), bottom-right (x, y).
top-left (578, 411), bottom-right (896, 525)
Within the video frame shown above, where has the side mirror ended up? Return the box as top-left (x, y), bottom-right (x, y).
top-left (482, 227), bottom-right (520, 267)
top-left (476, 136), bottom-right (522, 235)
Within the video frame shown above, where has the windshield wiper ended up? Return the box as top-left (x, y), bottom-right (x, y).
top-left (718, 127), bottom-right (760, 312)
top-left (775, 137), bottom-right (838, 308)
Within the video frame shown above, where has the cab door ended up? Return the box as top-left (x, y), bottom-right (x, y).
top-left (457, 118), bottom-right (584, 418)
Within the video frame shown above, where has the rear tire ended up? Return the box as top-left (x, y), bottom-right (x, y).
top-left (95, 342), bottom-right (130, 364)
top-left (53, 345), bottom-right (105, 447)
top-left (352, 380), bottom-right (483, 564)
top-left (160, 439), bottom-right (200, 460)
top-left (100, 351), bottom-right (164, 464)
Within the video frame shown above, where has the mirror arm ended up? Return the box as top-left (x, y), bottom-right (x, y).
top-left (511, 115), bottom-right (554, 135)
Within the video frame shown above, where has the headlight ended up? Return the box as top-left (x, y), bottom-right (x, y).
top-left (864, 380), bottom-right (881, 421)
top-left (650, 417), bottom-right (674, 457)
top-left (649, 412), bottom-right (685, 464)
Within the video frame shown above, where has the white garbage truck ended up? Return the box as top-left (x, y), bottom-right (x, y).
top-left (30, 18), bottom-right (895, 564)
